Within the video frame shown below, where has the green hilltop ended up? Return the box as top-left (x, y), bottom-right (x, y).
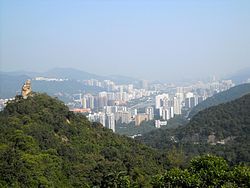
top-left (0, 93), bottom-right (167, 187)
top-left (138, 93), bottom-right (250, 165)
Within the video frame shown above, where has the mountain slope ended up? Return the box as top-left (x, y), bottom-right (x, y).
top-left (0, 73), bottom-right (103, 100)
top-left (0, 68), bottom-right (138, 99)
top-left (189, 83), bottom-right (250, 118)
top-left (32, 80), bottom-right (103, 100)
top-left (227, 67), bottom-right (250, 84)
top-left (138, 94), bottom-right (250, 164)
top-left (0, 73), bottom-right (31, 98)
top-left (43, 67), bottom-right (107, 80)
top-left (0, 93), bottom-right (167, 187)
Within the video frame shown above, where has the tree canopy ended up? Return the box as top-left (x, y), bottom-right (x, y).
top-left (0, 93), bottom-right (249, 187)
top-left (0, 93), bottom-right (167, 187)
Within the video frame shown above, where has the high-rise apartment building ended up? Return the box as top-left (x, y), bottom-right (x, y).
top-left (173, 96), bottom-right (182, 115)
top-left (115, 111), bottom-right (131, 124)
top-left (106, 113), bottom-right (115, 132)
top-left (162, 108), bottom-right (170, 120)
top-left (99, 113), bottom-right (106, 127)
top-left (155, 94), bottom-right (169, 109)
top-left (145, 107), bottom-right (154, 120)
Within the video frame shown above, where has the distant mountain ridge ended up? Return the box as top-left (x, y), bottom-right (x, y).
top-left (189, 83), bottom-right (250, 118)
top-left (0, 68), bottom-right (138, 99)
top-left (0, 68), bottom-right (107, 81)
top-left (0, 72), bottom-right (102, 100)
top-left (1, 67), bottom-right (138, 83)
top-left (0, 73), bottom-right (31, 98)
top-left (226, 67), bottom-right (250, 84)
top-left (43, 67), bottom-right (107, 80)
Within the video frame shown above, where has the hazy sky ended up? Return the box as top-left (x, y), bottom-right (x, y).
top-left (1, 0), bottom-right (250, 81)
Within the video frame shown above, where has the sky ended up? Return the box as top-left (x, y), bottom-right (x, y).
top-left (1, 0), bottom-right (250, 82)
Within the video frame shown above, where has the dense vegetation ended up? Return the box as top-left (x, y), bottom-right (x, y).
top-left (138, 94), bottom-right (250, 165)
top-left (189, 83), bottom-right (250, 118)
top-left (0, 93), bottom-right (167, 187)
top-left (152, 155), bottom-right (250, 188)
top-left (1, 93), bottom-right (249, 187)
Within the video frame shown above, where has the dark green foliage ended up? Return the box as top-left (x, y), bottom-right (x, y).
top-left (189, 83), bottom-right (250, 118)
top-left (152, 155), bottom-right (250, 188)
top-left (166, 146), bottom-right (185, 168)
top-left (1, 93), bottom-right (249, 187)
top-left (138, 94), bottom-right (250, 165)
top-left (0, 93), bottom-right (167, 187)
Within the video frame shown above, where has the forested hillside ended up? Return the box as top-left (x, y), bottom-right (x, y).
top-left (138, 94), bottom-right (250, 164)
top-left (0, 93), bottom-right (167, 187)
top-left (0, 93), bottom-right (249, 187)
top-left (189, 83), bottom-right (250, 118)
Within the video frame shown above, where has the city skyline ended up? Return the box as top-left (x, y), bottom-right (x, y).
top-left (1, 0), bottom-right (250, 82)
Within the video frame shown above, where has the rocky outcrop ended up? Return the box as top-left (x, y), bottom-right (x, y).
top-left (21, 79), bottom-right (32, 99)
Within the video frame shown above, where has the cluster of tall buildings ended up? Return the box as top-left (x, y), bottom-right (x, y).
top-left (70, 78), bottom-right (235, 131)
top-left (0, 75), bottom-right (239, 133)
top-left (73, 80), bottom-right (156, 111)
top-left (155, 88), bottom-right (207, 120)
top-left (87, 105), bottom-right (155, 131)
top-left (154, 79), bottom-right (235, 120)
top-left (87, 105), bottom-right (131, 132)
top-left (88, 112), bottom-right (115, 132)
top-left (155, 93), bottom-right (176, 120)
top-left (72, 85), bottom-right (155, 110)
top-left (83, 79), bottom-right (150, 92)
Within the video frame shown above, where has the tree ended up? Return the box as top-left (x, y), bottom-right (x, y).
top-left (166, 146), bottom-right (185, 168)
top-left (151, 154), bottom-right (250, 188)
